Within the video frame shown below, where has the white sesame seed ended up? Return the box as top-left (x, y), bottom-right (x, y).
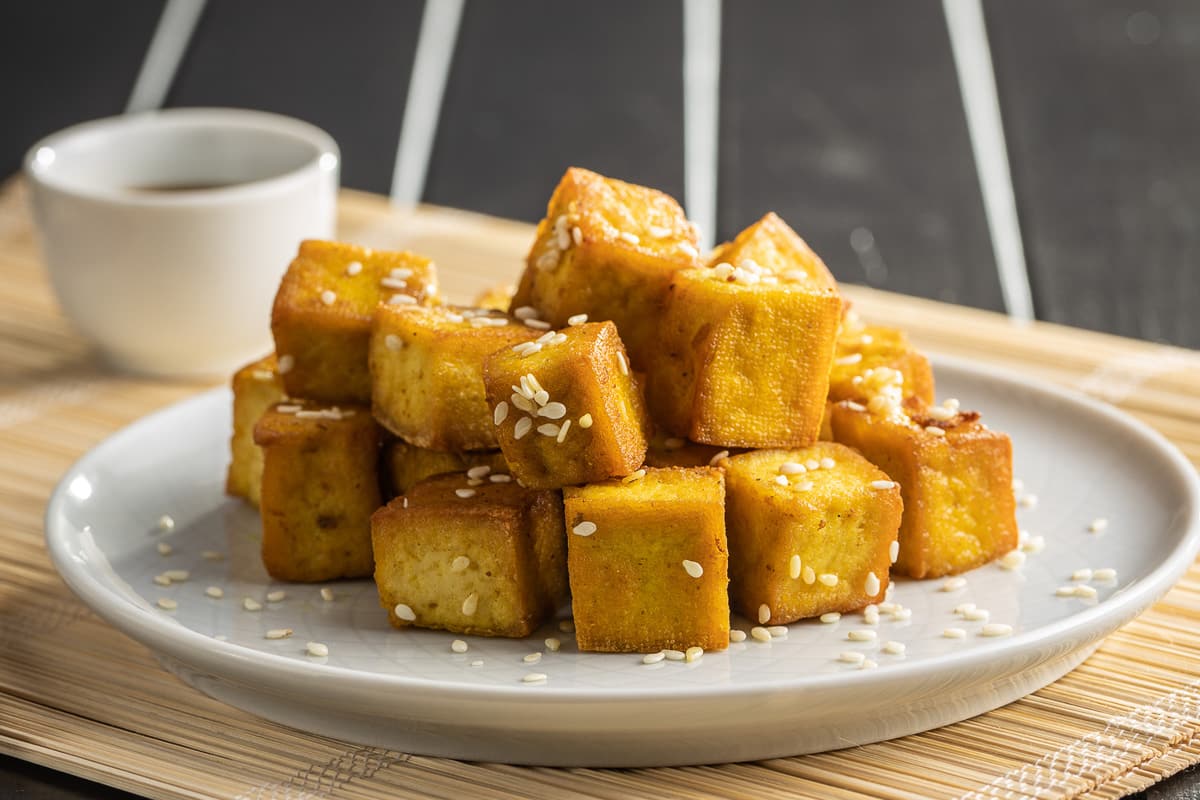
top-left (944, 398), bottom-right (961, 411)
top-left (844, 400), bottom-right (867, 412)
top-left (779, 461), bottom-right (806, 475)
top-left (306, 641), bottom-right (328, 657)
top-left (567, 313), bottom-right (588, 326)
top-left (927, 405), bottom-right (955, 421)
top-left (388, 293), bottom-right (417, 305)
top-left (513, 417), bottom-right (533, 439)
top-left (818, 573), bottom-right (839, 587)
top-left (1094, 567), bottom-right (1118, 581)
top-left (532, 389), bottom-right (550, 406)
top-left (558, 619), bottom-right (575, 633)
top-left (450, 639), bottom-right (468, 654)
top-left (571, 226), bottom-right (583, 246)
top-left (205, 586), bottom-right (224, 599)
top-left (320, 587), bottom-right (335, 602)
top-left (729, 629), bottom-right (747, 643)
top-left (750, 627), bottom-right (772, 643)
top-left (380, 277), bottom-right (408, 291)
top-left (1075, 585), bottom-right (1099, 599)
top-left (157, 514), bottom-right (175, 532)
top-left (470, 659), bottom-right (484, 667)
top-left (925, 426), bottom-right (947, 437)
top-left (523, 652), bottom-right (543, 664)
top-left (466, 465), bottom-right (492, 480)
top-left (847, 629), bottom-right (876, 642)
top-left (685, 646), bottom-right (704, 663)
top-left (1088, 518), bottom-right (1109, 533)
top-left (513, 341), bottom-right (542, 357)
top-left (345, 260), bottom-right (362, 276)
top-left (981, 623), bottom-right (1013, 638)
top-left (713, 262), bottom-right (734, 279)
top-left (242, 597), bottom-right (262, 612)
top-left (394, 603), bottom-right (416, 621)
top-left (522, 672), bottom-right (548, 684)
top-left (838, 651), bottom-right (866, 665)
top-left (451, 555), bottom-right (471, 572)
top-left (963, 608), bottom-right (991, 622)
top-left (943, 627), bottom-right (967, 639)
top-left (277, 354), bottom-right (294, 374)
top-left (618, 231), bottom-right (640, 245)
top-left (1023, 534), bottom-right (1047, 554)
top-left (774, 474), bottom-right (789, 486)
top-left (861, 659), bottom-right (878, 670)
top-left (870, 480), bottom-right (896, 490)
top-left (758, 604), bottom-right (771, 624)
top-left (767, 626), bottom-right (788, 638)
top-left (616, 351), bottom-right (629, 375)
top-left (556, 227), bottom-right (571, 250)
top-left (865, 571), bottom-right (881, 596)
top-left (954, 603), bottom-right (977, 616)
top-left (1055, 586), bottom-right (1080, 597)
top-left (889, 540), bottom-right (900, 564)
top-left (545, 637), bottom-right (562, 652)
top-left (156, 542), bottom-right (173, 556)
top-left (682, 560), bottom-right (704, 578)
top-left (513, 306), bottom-right (539, 320)
top-left (1012, 478), bottom-right (1025, 492)
top-left (537, 401), bottom-right (567, 420)
top-left (882, 641), bottom-right (906, 655)
top-left (524, 318), bottom-right (552, 330)
top-left (820, 612), bottom-right (841, 624)
top-left (1019, 493), bottom-right (1039, 508)
top-left (490, 473), bottom-right (512, 483)
top-left (275, 404), bottom-right (302, 413)
top-left (664, 649), bottom-right (686, 661)
top-left (265, 590), bottom-right (286, 602)
top-left (891, 608), bottom-right (913, 621)
top-left (642, 651), bottom-right (666, 665)
top-left (153, 574), bottom-right (172, 586)
top-left (163, 569), bottom-right (189, 582)
top-left (1071, 568), bottom-right (1094, 582)
top-left (679, 242), bottom-right (699, 258)
top-left (1000, 550), bottom-right (1026, 570)
top-left (709, 450), bottom-right (730, 466)
top-left (572, 521), bottom-right (597, 537)
top-left (879, 603), bottom-right (899, 613)
top-left (389, 267), bottom-right (413, 280)
top-left (551, 332), bottom-right (568, 345)
top-left (556, 419), bottom-right (571, 443)
top-left (536, 423), bottom-right (560, 438)
top-left (462, 593), bottom-right (478, 616)
top-left (789, 554), bottom-right (802, 580)
top-left (578, 413), bottom-right (593, 429)
top-left (940, 577), bottom-right (968, 592)
top-left (621, 469), bottom-right (646, 484)
top-left (835, 353), bottom-right (863, 366)
top-left (202, 550), bottom-right (224, 561)
top-left (156, 598), bottom-right (177, 610)
top-left (266, 628), bottom-right (293, 640)
top-left (805, 459), bottom-right (820, 471)
top-left (803, 566), bottom-right (816, 585)
top-left (864, 607), bottom-right (880, 626)
top-left (511, 393), bottom-right (535, 413)
top-left (794, 480), bottom-right (815, 491)
top-left (648, 224), bottom-right (671, 238)
top-left (455, 488), bottom-right (476, 499)
top-left (384, 333), bottom-right (403, 352)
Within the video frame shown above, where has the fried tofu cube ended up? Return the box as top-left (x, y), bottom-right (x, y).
top-left (271, 240), bottom-right (437, 404)
top-left (646, 213), bottom-right (842, 447)
top-left (253, 403), bottom-right (382, 582)
top-left (383, 439), bottom-right (510, 496)
top-left (370, 305), bottom-right (539, 451)
top-left (829, 317), bottom-right (935, 406)
top-left (226, 354), bottom-right (285, 506)
top-left (724, 444), bottom-right (901, 624)
top-left (829, 399), bottom-right (1018, 579)
top-left (371, 474), bottom-right (567, 637)
top-left (483, 321), bottom-right (649, 489)
top-left (511, 167), bottom-right (700, 368)
top-left (644, 433), bottom-right (739, 469)
top-left (474, 284), bottom-right (514, 312)
top-left (564, 467), bottom-right (729, 652)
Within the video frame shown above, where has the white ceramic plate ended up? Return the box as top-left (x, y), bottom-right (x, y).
top-left (45, 356), bottom-right (1200, 767)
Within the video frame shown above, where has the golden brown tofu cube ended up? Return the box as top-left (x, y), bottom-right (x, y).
top-left (271, 240), bottom-right (437, 404)
top-left (724, 444), bottom-right (902, 624)
top-left (829, 399), bottom-right (1018, 579)
top-left (254, 402), bottom-right (382, 582)
top-left (371, 473), bottom-right (567, 637)
top-left (226, 354), bottom-right (285, 506)
top-left (383, 439), bottom-right (509, 496)
top-left (646, 213), bottom-right (843, 448)
top-left (474, 284), bottom-right (514, 312)
top-left (370, 305), bottom-right (539, 451)
top-left (564, 467), bottom-right (729, 653)
top-left (511, 167), bottom-right (700, 368)
top-left (644, 432), bottom-right (741, 469)
top-left (828, 317), bottom-right (935, 406)
top-left (483, 321), bottom-right (649, 489)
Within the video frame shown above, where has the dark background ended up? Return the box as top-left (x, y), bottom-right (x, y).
top-left (2, 1), bottom-right (1198, 797)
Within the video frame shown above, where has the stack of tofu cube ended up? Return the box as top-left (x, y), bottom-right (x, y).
top-left (226, 168), bottom-right (1018, 652)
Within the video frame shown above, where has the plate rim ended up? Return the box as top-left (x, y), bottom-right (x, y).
top-left (44, 353), bottom-right (1200, 705)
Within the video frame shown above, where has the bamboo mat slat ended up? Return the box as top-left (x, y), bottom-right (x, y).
top-left (2, 177), bottom-right (1200, 800)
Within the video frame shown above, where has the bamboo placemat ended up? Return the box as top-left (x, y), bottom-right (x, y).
top-left (2, 177), bottom-right (1199, 800)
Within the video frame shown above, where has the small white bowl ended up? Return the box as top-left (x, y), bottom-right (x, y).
top-left (25, 108), bottom-right (339, 378)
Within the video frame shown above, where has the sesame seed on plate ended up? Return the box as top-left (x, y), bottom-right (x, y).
top-left (163, 569), bottom-right (189, 582)
top-left (891, 607), bottom-right (913, 621)
top-left (157, 514), bottom-right (175, 532)
top-left (963, 608), bottom-right (990, 622)
top-left (306, 641), bottom-right (329, 657)
top-left (153, 574), bottom-right (171, 586)
top-left (1088, 518), bottom-right (1109, 533)
top-left (1055, 586), bottom-right (1080, 597)
top-left (470, 659), bottom-right (484, 667)
top-left (789, 554), bottom-right (802, 580)
top-left (522, 673), bottom-right (547, 684)
top-left (568, 313), bottom-right (588, 326)
top-left (545, 637), bottom-right (562, 652)
top-left (1071, 568), bottom-right (1093, 582)
top-left (758, 604), bottom-right (771, 624)
top-left (156, 542), bottom-right (173, 556)
top-left (943, 627), bottom-right (967, 639)
top-left (266, 628), bottom-right (293, 640)
top-left (981, 623), bottom-right (1013, 637)
top-left (818, 573), bottom-right (839, 587)
top-left (395, 603), bottom-right (416, 621)
top-left (953, 603), bottom-right (976, 616)
top-left (664, 649), bottom-right (685, 661)
top-left (882, 641), bottom-right (906, 655)
top-left (320, 587), bottom-right (335, 602)
top-left (451, 555), bottom-right (471, 572)
top-left (451, 639), bottom-right (468, 653)
top-left (999, 550), bottom-right (1026, 570)
top-left (523, 652), bottom-right (542, 664)
top-left (1075, 585), bottom-right (1099, 599)
top-left (156, 598), bottom-right (177, 610)
top-left (767, 626), bottom-right (788, 638)
top-left (682, 560), bottom-right (704, 578)
top-left (243, 597), bottom-right (262, 612)
top-left (572, 521), bottom-right (597, 537)
top-left (864, 607), bottom-right (880, 626)
top-left (838, 651), bottom-right (866, 665)
top-left (729, 629), bottom-right (747, 643)
top-left (870, 480), bottom-right (896, 490)
top-left (513, 417), bottom-right (533, 440)
top-left (202, 550), bottom-right (225, 561)
top-left (558, 619), bottom-right (575, 633)
top-left (865, 571), bottom-right (881, 596)
top-left (267, 590), bottom-right (286, 602)
top-left (861, 659), bottom-right (878, 670)
top-left (205, 586), bottom-right (224, 599)
top-left (455, 488), bottom-right (476, 499)
top-left (1094, 568), bottom-right (1118, 581)
top-left (940, 577), bottom-right (967, 592)
top-left (462, 593), bottom-right (478, 616)
top-left (1023, 534), bottom-right (1046, 554)
top-left (750, 627), bottom-right (772, 643)
top-left (847, 629), bottom-right (876, 642)
top-left (685, 646), bottom-right (704, 662)
top-left (1019, 493), bottom-right (1039, 508)
top-left (889, 540), bottom-right (900, 563)
top-left (820, 612), bottom-right (841, 624)
top-left (642, 651), bottom-right (666, 665)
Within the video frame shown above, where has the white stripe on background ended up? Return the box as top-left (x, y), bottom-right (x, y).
top-left (683, 0), bottom-right (722, 251)
top-left (126, 0), bottom-right (208, 113)
top-left (943, 0), bottom-right (1035, 320)
top-left (390, 0), bottom-right (466, 206)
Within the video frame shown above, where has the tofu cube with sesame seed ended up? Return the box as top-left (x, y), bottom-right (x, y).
top-left (271, 240), bottom-right (438, 404)
top-left (563, 467), bottom-right (729, 653)
top-left (645, 213), bottom-right (843, 448)
top-left (370, 304), bottom-right (540, 451)
top-left (829, 400), bottom-right (1018, 579)
top-left (226, 354), bottom-right (285, 507)
top-left (511, 167), bottom-right (701, 370)
top-left (371, 473), bottom-right (567, 637)
top-left (482, 321), bottom-right (650, 489)
top-left (643, 432), bottom-right (741, 469)
top-left (253, 402), bottom-right (382, 582)
top-left (383, 439), bottom-right (510, 496)
top-left (724, 444), bottom-right (901, 624)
